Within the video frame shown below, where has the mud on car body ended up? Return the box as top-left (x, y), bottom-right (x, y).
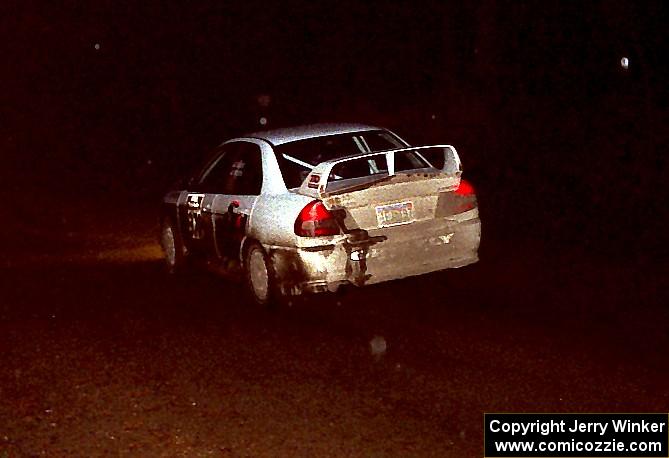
top-left (160, 123), bottom-right (481, 305)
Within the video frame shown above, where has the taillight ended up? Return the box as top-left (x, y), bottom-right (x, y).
top-left (453, 178), bottom-right (476, 212)
top-left (455, 178), bottom-right (475, 196)
top-left (294, 200), bottom-right (340, 237)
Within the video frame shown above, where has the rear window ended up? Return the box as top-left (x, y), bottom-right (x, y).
top-left (275, 130), bottom-right (407, 189)
top-left (329, 151), bottom-right (429, 180)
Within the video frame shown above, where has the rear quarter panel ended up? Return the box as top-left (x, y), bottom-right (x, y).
top-left (248, 192), bottom-right (315, 247)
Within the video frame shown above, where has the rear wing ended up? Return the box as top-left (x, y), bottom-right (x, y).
top-left (297, 145), bottom-right (462, 198)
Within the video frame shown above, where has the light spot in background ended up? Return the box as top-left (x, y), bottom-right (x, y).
top-left (369, 335), bottom-right (387, 358)
top-left (620, 56), bottom-right (629, 70)
top-left (259, 117), bottom-right (268, 126)
top-left (94, 43), bottom-right (101, 50)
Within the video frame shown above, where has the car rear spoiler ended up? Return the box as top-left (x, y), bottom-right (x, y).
top-left (297, 145), bottom-right (462, 198)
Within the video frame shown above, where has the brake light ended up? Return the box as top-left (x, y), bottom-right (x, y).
top-left (294, 200), bottom-right (340, 237)
top-left (455, 178), bottom-right (474, 196)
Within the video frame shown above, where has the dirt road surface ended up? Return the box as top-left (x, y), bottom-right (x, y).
top-left (1, 193), bottom-right (667, 457)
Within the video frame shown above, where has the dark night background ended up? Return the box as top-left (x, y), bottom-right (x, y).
top-left (1, 1), bottom-right (669, 455)
top-left (4, 0), bottom-right (667, 258)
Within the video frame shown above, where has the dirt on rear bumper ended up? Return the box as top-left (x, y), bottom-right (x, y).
top-left (268, 209), bottom-right (481, 296)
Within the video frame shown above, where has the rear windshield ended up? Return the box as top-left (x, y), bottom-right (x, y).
top-left (275, 130), bottom-right (412, 189)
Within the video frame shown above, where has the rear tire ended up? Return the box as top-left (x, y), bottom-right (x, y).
top-left (244, 242), bottom-right (285, 308)
top-left (161, 222), bottom-right (187, 274)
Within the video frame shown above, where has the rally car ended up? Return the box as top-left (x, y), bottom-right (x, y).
top-left (160, 123), bottom-right (480, 305)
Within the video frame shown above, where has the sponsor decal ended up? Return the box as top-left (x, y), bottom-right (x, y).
top-left (307, 174), bottom-right (321, 189)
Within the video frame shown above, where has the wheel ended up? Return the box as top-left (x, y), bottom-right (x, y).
top-left (160, 222), bottom-right (187, 274)
top-left (244, 242), bottom-right (284, 307)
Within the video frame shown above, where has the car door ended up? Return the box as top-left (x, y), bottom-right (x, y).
top-left (178, 147), bottom-right (228, 260)
top-left (206, 141), bottom-right (263, 265)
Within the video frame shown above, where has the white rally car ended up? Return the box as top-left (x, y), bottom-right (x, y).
top-left (160, 123), bottom-right (480, 305)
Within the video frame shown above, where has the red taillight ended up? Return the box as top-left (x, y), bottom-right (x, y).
top-left (294, 200), bottom-right (340, 237)
top-left (455, 178), bottom-right (475, 196)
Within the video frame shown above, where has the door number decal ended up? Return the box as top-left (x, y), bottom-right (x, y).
top-left (186, 193), bottom-right (205, 240)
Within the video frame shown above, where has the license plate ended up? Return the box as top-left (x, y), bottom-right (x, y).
top-left (375, 201), bottom-right (415, 228)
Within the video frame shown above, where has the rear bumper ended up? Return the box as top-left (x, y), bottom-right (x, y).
top-left (268, 209), bottom-right (481, 296)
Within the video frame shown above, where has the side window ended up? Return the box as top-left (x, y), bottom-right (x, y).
top-left (198, 142), bottom-right (263, 195)
top-left (234, 143), bottom-right (263, 195)
top-left (197, 146), bottom-right (233, 193)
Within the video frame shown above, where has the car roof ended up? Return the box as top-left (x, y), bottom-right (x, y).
top-left (244, 123), bottom-right (382, 146)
